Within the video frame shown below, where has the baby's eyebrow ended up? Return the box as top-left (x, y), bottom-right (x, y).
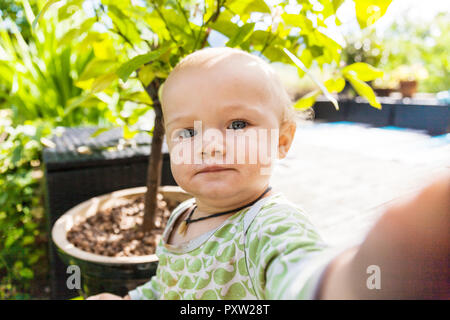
top-left (165, 114), bottom-right (195, 129)
top-left (165, 104), bottom-right (264, 129)
top-left (220, 104), bottom-right (264, 115)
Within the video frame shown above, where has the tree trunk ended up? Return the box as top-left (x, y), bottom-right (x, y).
top-left (143, 79), bottom-right (165, 232)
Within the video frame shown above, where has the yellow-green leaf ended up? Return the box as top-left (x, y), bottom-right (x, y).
top-left (123, 125), bottom-right (138, 139)
top-left (138, 64), bottom-right (155, 87)
top-left (226, 23), bottom-right (255, 48)
top-left (93, 39), bottom-right (116, 60)
top-left (325, 77), bottom-right (346, 93)
top-left (116, 47), bottom-right (168, 82)
top-left (284, 48), bottom-right (339, 110)
top-left (32, 0), bottom-right (60, 29)
top-left (58, 0), bottom-right (83, 21)
top-left (90, 127), bottom-right (110, 138)
top-left (354, 0), bottom-right (392, 29)
top-left (293, 90), bottom-right (320, 110)
top-left (123, 91), bottom-right (153, 105)
top-left (78, 59), bottom-right (117, 81)
top-left (91, 73), bottom-right (118, 93)
top-left (345, 73), bottom-right (381, 109)
top-left (342, 62), bottom-right (383, 82)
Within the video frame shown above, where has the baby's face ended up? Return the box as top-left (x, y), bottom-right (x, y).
top-left (162, 55), bottom-right (286, 201)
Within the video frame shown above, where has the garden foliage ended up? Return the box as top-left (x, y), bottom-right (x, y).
top-left (0, 0), bottom-right (392, 298)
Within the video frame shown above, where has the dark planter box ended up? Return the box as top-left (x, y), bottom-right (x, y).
top-left (312, 99), bottom-right (348, 122)
top-left (43, 127), bottom-right (176, 299)
top-left (312, 96), bottom-right (449, 135)
top-left (393, 104), bottom-right (450, 136)
top-left (345, 99), bottom-right (394, 127)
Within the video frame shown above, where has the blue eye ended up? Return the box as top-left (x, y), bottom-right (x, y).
top-left (177, 128), bottom-right (197, 139)
top-left (228, 120), bottom-right (248, 130)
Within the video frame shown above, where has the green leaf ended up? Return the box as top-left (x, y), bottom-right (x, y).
top-left (345, 73), bottom-right (381, 109)
top-left (123, 91), bottom-right (153, 105)
top-left (91, 73), bottom-right (118, 93)
top-left (293, 90), bottom-right (320, 110)
top-left (324, 77), bottom-right (346, 93)
top-left (58, 0), bottom-right (84, 21)
top-left (354, 0), bottom-right (392, 29)
top-left (281, 13), bottom-right (313, 30)
top-left (342, 62), bottom-right (384, 82)
top-left (283, 48), bottom-right (339, 110)
top-left (228, 0), bottom-right (270, 22)
top-left (0, 193), bottom-right (7, 206)
top-left (19, 268), bottom-right (34, 279)
top-left (243, 0), bottom-right (271, 14)
top-left (11, 145), bottom-right (24, 165)
top-left (107, 4), bottom-right (141, 43)
top-left (116, 49), bottom-right (166, 82)
top-left (309, 45), bottom-right (324, 58)
top-left (138, 64), bottom-right (155, 87)
top-left (332, 0), bottom-right (345, 12)
top-left (226, 23), bottom-right (255, 48)
top-left (5, 229), bottom-right (24, 248)
top-left (22, 235), bottom-right (35, 246)
top-left (58, 18), bottom-right (97, 46)
top-left (90, 128), bottom-right (110, 138)
top-left (64, 95), bottom-right (102, 116)
top-left (32, 0), bottom-right (60, 29)
top-left (78, 59), bottom-right (118, 81)
top-left (123, 125), bottom-right (138, 139)
top-left (210, 20), bottom-right (239, 39)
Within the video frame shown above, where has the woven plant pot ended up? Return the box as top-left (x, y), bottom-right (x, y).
top-left (52, 185), bottom-right (192, 297)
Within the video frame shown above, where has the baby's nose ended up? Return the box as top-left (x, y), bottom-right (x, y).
top-left (199, 129), bottom-right (226, 160)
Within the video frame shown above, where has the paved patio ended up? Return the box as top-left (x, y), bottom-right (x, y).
top-left (271, 120), bottom-right (450, 247)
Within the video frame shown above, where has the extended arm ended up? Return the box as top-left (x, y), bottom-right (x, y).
top-left (319, 177), bottom-right (449, 299)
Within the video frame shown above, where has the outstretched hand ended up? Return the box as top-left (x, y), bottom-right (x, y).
top-left (321, 176), bottom-right (449, 299)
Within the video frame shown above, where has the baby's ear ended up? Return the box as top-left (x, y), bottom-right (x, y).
top-left (278, 120), bottom-right (296, 159)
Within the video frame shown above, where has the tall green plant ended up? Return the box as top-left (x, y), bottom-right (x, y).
top-left (0, 0), bottom-right (146, 298)
top-left (0, 0), bottom-right (106, 126)
top-left (0, 109), bottom-right (50, 299)
top-left (34, 0), bottom-right (392, 232)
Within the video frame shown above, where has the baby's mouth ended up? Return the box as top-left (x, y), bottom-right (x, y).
top-left (196, 165), bottom-right (235, 174)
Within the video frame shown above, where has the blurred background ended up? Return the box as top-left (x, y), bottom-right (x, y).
top-left (272, 0), bottom-right (450, 100)
top-left (0, 0), bottom-right (448, 299)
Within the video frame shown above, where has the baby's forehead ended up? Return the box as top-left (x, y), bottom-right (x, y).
top-left (161, 48), bottom-right (288, 125)
top-left (162, 53), bottom-right (279, 104)
top-left (186, 52), bottom-right (274, 80)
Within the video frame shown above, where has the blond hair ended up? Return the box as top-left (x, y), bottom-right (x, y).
top-left (161, 47), bottom-right (297, 125)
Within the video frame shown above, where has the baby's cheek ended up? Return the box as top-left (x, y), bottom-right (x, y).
top-left (169, 140), bottom-right (197, 166)
top-left (226, 130), bottom-right (277, 166)
top-left (169, 163), bottom-right (198, 191)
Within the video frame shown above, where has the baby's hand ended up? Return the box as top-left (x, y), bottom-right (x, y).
top-left (353, 175), bottom-right (449, 298)
top-left (321, 176), bottom-right (449, 299)
top-left (86, 293), bottom-right (130, 300)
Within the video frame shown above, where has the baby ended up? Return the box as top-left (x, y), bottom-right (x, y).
top-left (88, 47), bottom-right (449, 300)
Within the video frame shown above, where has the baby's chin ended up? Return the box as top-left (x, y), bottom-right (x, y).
top-left (184, 178), bottom-right (240, 200)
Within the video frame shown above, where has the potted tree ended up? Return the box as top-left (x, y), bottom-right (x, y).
top-left (36, 0), bottom-right (390, 297)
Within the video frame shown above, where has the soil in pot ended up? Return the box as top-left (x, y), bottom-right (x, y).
top-left (66, 193), bottom-right (177, 257)
top-left (374, 88), bottom-right (394, 97)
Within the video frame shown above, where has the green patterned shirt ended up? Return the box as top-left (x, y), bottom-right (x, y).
top-left (128, 192), bottom-right (341, 300)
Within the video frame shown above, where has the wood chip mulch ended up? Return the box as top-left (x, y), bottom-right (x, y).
top-left (66, 194), bottom-right (174, 257)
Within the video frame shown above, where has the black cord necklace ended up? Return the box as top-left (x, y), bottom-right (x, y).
top-left (177, 186), bottom-right (272, 236)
